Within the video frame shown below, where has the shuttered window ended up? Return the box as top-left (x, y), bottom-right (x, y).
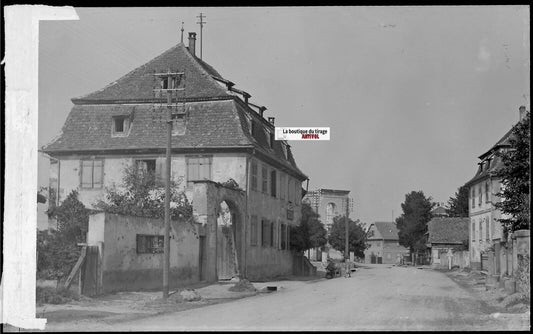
top-left (80, 159), bottom-right (103, 189)
top-left (187, 156), bottom-right (212, 187)
top-left (250, 215), bottom-right (258, 246)
top-left (262, 219), bottom-right (271, 247)
top-left (280, 223), bottom-right (287, 250)
top-left (251, 160), bottom-right (258, 191)
top-left (261, 165), bottom-right (268, 193)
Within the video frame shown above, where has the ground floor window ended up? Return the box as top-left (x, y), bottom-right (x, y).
top-left (136, 234), bottom-right (164, 254)
top-left (262, 219), bottom-right (271, 247)
top-left (280, 223), bottom-right (287, 250)
top-left (250, 215), bottom-right (258, 246)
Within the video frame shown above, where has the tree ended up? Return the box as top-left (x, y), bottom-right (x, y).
top-left (396, 191), bottom-right (434, 253)
top-left (47, 190), bottom-right (89, 243)
top-left (94, 164), bottom-right (193, 222)
top-left (39, 190), bottom-right (88, 286)
top-left (446, 184), bottom-right (469, 217)
top-left (495, 111), bottom-right (530, 234)
top-left (290, 203), bottom-right (327, 252)
top-left (328, 216), bottom-right (367, 258)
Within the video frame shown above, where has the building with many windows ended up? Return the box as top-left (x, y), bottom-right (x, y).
top-left (41, 33), bottom-right (308, 285)
top-left (464, 106), bottom-right (528, 274)
top-left (302, 188), bottom-right (351, 261)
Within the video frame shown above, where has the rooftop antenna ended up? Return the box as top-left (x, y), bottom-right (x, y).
top-left (180, 21), bottom-right (184, 44)
top-left (196, 12), bottom-right (206, 59)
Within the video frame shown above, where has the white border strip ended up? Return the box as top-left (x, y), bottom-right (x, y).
top-left (2, 5), bottom-right (79, 330)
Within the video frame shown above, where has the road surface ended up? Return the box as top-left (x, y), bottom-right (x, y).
top-left (43, 265), bottom-right (528, 331)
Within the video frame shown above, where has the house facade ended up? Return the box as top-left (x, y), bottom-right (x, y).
top-left (302, 188), bottom-right (351, 261)
top-left (364, 222), bottom-right (409, 264)
top-left (464, 106), bottom-right (528, 273)
top-left (41, 33), bottom-right (308, 285)
top-left (425, 217), bottom-right (469, 269)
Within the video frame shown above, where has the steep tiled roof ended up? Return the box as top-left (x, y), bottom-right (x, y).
top-left (41, 100), bottom-right (307, 180)
top-left (42, 100), bottom-right (249, 151)
top-left (370, 222), bottom-right (400, 240)
top-left (72, 43), bottom-right (229, 104)
top-left (478, 128), bottom-right (513, 160)
top-left (42, 41), bottom-right (308, 180)
top-left (427, 217), bottom-right (469, 244)
top-left (464, 124), bottom-right (516, 187)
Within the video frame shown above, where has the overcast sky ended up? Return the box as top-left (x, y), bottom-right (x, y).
top-left (38, 6), bottom-right (530, 225)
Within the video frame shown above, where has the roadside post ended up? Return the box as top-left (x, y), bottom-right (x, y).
top-left (345, 197), bottom-right (351, 277)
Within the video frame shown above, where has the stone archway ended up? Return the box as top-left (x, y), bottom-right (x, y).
top-left (192, 181), bottom-right (246, 283)
top-left (216, 200), bottom-right (241, 280)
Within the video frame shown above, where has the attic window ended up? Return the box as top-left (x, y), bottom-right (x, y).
top-left (112, 116), bottom-right (130, 136)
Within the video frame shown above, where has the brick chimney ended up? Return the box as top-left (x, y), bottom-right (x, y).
top-left (188, 32), bottom-right (197, 56)
top-left (519, 105), bottom-right (527, 121)
top-left (259, 106), bottom-right (267, 118)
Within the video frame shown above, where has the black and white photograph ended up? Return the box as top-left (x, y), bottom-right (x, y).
top-left (2, 5), bottom-right (530, 331)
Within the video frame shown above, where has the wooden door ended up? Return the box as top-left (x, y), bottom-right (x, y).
top-left (217, 225), bottom-right (237, 280)
top-left (81, 246), bottom-right (99, 296)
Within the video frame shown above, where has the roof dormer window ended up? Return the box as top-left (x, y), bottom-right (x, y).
top-left (112, 116), bottom-right (130, 137)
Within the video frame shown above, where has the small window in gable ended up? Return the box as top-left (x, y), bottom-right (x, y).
top-left (112, 116), bottom-right (130, 136)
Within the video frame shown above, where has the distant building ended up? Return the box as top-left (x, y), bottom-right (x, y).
top-left (431, 202), bottom-right (448, 217)
top-left (302, 188), bottom-right (351, 261)
top-left (464, 105), bottom-right (528, 273)
top-left (364, 222), bottom-right (409, 264)
top-left (425, 217), bottom-right (470, 269)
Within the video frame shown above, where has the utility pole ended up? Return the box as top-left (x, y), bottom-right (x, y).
top-left (152, 69), bottom-right (185, 299)
top-left (196, 13), bottom-right (206, 59)
top-left (344, 197), bottom-right (350, 277)
top-left (162, 72), bottom-right (173, 299)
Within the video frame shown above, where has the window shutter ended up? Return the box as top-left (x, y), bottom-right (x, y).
top-left (156, 158), bottom-right (166, 183)
top-left (93, 160), bottom-right (103, 188)
top-left (81, 160), bottom-right (93, 188)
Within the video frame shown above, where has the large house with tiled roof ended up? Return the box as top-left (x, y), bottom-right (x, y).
top-left (41, 32), bottom-right (308, 283)
top-left (464, 105), bottom-right (528, 274)
top-left (364, 222), bottom-right (409, 264)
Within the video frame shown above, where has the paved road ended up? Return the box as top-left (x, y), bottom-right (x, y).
top-left (44, 265), bottom-right (527, 331)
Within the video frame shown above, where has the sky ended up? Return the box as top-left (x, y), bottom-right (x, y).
top-left (38, 6), bottom-right (530, 226)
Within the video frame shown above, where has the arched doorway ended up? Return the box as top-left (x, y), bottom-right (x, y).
top-left (216, 200), bottom-right (241, 280)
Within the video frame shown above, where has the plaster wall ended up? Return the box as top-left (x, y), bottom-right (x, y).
top-left (87, 213), bottom-right (200, 293)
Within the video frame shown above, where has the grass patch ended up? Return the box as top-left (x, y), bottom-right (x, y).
top-left (36, 286), bottom-right (80, 305)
